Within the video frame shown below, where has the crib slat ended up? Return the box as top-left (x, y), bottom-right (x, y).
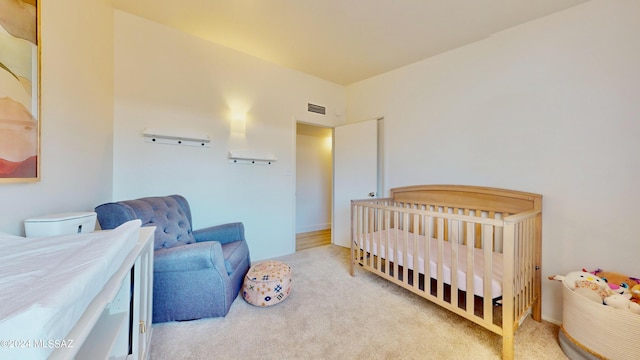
top-left (466, 221), bottom-right (475, 316)
top-left (363, 207), bottom-right (369, 268)
top-left (393, 211), bottom-right (399, 281)
top-left (412, 213), bottom-right (419, 290)
top-left (385, 209), bottom-right (391, 277)
top-left (402, 212), bottom-right (409, 286)
top-left (436, 217), bottom-right (445, 302)
top-left (483, 224), bottom-right (494, 323)
top-left (474, 209), bottom-right (483, 248)
top-left (373, 206), bottom-right (378, 267)
top-left (424, 214), bottom-right (432, 294)
top-left (520, 220), bottom-right (527, 316)
top-left (450, 219), bottom-right (459, 308)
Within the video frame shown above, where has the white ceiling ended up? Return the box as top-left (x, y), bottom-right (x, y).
top-left (113, 0), bottom-right (589, 85)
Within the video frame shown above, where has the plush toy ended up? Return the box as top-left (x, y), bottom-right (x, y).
top-left (588, 269), bottom-right (640, 294)
top-left (549, 271), bottom-right (612, 303)
top-left (604, 293), bottom-right (640, 315)
top-left (631, 284), bottom-right (640, 304)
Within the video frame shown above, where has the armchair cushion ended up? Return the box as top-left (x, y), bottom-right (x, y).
top-left (153, 241), bottom-right (226, 273)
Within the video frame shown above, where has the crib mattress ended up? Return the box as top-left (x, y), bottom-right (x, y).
top-left (356, 228), bottom-right (503, 298)
top-left (0, 220), bottom-right (141, 359)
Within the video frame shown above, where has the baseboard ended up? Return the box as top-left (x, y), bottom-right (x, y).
top-left (541, 315), bottom-right (561, 326)
top-left (296, 223), bottom-right (331, 234)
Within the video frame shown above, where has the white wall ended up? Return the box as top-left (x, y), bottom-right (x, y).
top-left (0, 0), bottom-right (114, 235)
top-left (346, 0), bottom-right (640, 323)
top-left (113, 11), bottom-right (345, 261)
top-left (295, 132), bottom-right (332, 233)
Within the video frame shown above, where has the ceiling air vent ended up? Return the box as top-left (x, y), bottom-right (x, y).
top-left (307, 103), bottom-right (326, 115)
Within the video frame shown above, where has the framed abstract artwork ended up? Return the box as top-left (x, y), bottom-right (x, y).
top-left (0, 0), bottom-right (39, 182)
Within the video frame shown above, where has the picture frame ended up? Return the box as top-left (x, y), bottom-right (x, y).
top-left (0, 0), bottom-right (39, 183)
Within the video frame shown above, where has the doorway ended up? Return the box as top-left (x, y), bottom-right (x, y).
top-left (295, 122), bottom-right (333, 250)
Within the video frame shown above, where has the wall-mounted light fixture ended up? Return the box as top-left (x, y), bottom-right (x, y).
top-left (230, 112), bottom-right (246, 135)
top-left (142, 128), bottom-right (211, 147)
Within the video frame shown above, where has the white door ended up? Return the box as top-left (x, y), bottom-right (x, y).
top-left (333, 119), bottom-right (378, 248)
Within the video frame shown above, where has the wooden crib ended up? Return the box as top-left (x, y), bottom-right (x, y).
top-left (350, 185), bottom-right (542, 360)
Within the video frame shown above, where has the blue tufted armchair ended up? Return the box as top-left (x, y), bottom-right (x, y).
top-left (95, 195), bottom-right (250, 323)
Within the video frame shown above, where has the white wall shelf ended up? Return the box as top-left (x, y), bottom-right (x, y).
top-left (228, 150), bottom-right (277, 165)
top-left (143, 128), bottom-right (211, 147)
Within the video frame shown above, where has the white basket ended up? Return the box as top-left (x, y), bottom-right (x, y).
top-left (561, 281), bottom-right (640, 359)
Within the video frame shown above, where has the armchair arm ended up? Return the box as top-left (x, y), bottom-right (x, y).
top-left (95, 202), bottom-right (136, 230)
top-left (193, 222), bottom-right (245, 245)
top-left (154, 241), bottom-right (228, 276)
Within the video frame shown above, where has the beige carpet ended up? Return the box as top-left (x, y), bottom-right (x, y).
top-left (149, 245), bottom-right (567, 360)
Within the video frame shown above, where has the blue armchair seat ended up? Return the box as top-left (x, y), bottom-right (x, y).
top-left (95, 195), bottom-right (250, 323)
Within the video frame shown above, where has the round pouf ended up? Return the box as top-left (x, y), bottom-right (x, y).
top-left (242, 260), bottom-right (292, 307)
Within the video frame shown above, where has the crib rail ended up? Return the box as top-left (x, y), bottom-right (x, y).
top-left (350, 197), bottom-right (542, 360)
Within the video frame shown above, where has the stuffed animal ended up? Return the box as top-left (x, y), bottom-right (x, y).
top-left (588, 269), bottom-right (640, 294)
top-left (631, 284), bottom-right (640, 304)
top-left (549, 271), bottom-right (612, 303)
top-left (604, 293), bottom-right (640, 315)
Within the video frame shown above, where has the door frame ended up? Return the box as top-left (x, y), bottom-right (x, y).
top-left (292, 120), bottom-right (335, 249)
top-left (291, 116), bottom-right (385, 251)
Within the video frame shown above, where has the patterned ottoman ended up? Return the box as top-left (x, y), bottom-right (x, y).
top-left (242, 260), bottom-right (292, 307)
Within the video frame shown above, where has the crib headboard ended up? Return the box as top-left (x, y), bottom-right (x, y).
top-left (389, 184), bottom-right (542, 214)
